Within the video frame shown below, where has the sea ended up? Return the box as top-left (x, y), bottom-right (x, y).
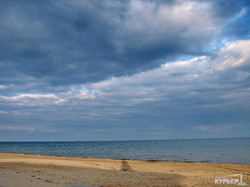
top-left (0, 137), bottom-right (249, 164)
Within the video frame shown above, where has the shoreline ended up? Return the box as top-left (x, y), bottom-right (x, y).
top-left (1, 153), bottom-right (250, 187)
top-left (0, 152), bottom-right (248, 165)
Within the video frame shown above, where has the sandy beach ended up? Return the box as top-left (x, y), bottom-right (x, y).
top-left (0, 153), bottom-right (249, 187)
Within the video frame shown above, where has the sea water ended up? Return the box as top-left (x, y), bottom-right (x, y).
top-left (0, 137), bottom-right (249, 164)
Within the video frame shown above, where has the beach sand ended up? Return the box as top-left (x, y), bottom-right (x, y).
top-left (0, 153), bottom-right (249, 187)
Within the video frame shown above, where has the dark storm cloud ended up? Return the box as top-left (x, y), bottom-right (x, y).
top-left (0, 0), bottom-right (248, 91)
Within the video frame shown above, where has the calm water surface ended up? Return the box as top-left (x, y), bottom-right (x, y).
top-left (0, 138), bottom-right (249, 164)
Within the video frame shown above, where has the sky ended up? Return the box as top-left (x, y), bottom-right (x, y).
top-left (0, 0), bottom-right (250, 141)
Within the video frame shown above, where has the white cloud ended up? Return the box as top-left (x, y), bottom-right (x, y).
top-left (0, 125), bottom-right (57, 133)
top-left (194, 125), bottom-right (231, 132)
top-left (118, 0), bottom-right (218, 51)
top-left (1, 93), bottom-right (56, 100)
top-left (0, 93), bottom-right (57, 106)
top-left (0, 85), bottom-right (7, 90)
top-left (0, 89), bottom-right (95, 106)
top-left (214, 40), bottom-right (250, 71)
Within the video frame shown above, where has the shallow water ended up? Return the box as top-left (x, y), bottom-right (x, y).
top-left (0, 137), bottom-right (249, 164)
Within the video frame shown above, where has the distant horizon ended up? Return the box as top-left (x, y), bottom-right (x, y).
top-left (0, 136), bottom-right (249, 143)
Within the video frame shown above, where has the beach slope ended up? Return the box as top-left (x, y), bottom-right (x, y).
top-left (0, 153), bottom-right (249, 187)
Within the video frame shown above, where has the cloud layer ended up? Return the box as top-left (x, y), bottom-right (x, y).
top-left (0, 0), bottom-right (250, 140)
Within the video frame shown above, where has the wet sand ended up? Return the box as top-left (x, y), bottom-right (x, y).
top-left (0, 153), bottom-right (249, 187)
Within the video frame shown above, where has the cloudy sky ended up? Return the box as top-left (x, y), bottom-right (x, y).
top-left (0, 0), bottom-right (250, 141)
